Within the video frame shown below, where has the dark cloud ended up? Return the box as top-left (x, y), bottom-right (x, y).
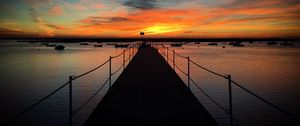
top-left (121, 0), bottom-right (157, 10)
top-left (86, 16), bottom-right (129, 24)
top-left (46, 24), bottom-right (64, 30)
top-left (118, 0), bottom-right (187, 10)
top-left (221, 0), bottom-right (300, 9)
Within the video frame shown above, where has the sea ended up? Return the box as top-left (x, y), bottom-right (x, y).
top-left (0, 40), bottom-right (299, 126)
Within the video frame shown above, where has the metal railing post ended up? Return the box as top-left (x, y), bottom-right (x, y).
top-left (173, 50), bottom-right (175, 69)
top-left (167, 47), bottom-right (169, 63)
top-left (129, 47), bottom-right (131, 60)
top-left (129, 48), bottom-right (131, 58)
top-left (123, 50), bottom-right (125, 70)
top-left (187, 57), bottom-right (190, 89)
top-left (109, 56), bottom-right (112, 89)
top-left (163, 47), bottom-right (165, 58)
top-left (68, 76), bottom-right (73, 126)
top-left (227, 75), bottom-right (233, 126)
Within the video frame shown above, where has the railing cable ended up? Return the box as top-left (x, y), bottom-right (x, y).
top-left (74, 60), bottom-right (110, 79)
top-left (231, 80), bottom-right (300, 123)
top-left (174, 63), bottom-right (188, 76)
top-left (111, 63), bottom-right (125, 76)
top-left (72, 78), bottom-right (109, 115)
top-left (174, 52), bottom-right (189, 59)
top-left (190, 60), bottom-right (226, 78)
top-left (3, 81), bottom-right (70, 125)
top-left (189, 78), bottom-right (228, 113)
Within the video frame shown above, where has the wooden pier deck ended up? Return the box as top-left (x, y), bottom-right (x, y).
top-left (84, 47), bottom-right (218, 126)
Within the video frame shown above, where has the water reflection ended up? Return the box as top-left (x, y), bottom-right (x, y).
top-left (0, 42), bottom-right (128, 125)
top-left (164, 43), bottom-right (300, 126)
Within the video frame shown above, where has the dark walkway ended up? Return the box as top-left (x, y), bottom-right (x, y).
top-left (84, 47), bottom-right (218, 126)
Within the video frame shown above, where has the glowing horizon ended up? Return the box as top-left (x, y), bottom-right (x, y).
top-left (0, 0), bottom-right (300, 38)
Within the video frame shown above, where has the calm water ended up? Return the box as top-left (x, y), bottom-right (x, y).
top-left (0, 41), bottom-right (300, 126)
top-left (164, 42), bottom-right (300, 126)
top-left (0, 41), bottom-right (130, 125)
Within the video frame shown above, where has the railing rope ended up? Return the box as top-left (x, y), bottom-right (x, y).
top-left (190, 60), bottom-right (226, 78)
top-left (158, 45), bottom-right (300, 125)
top-left (187, 56), bottom-right (190, 89)
top-left (71, 78), bottom-right (109, 116)
top-left (231, 80), bottom-right (300, 123)
top-left (69, 76), bottom-right (73, 126)
top-left (2, 44), bottom-right (139, 126)
top-left (123, 49), bottom-right (125, 70)
top-left (227, 75), bottom-right (233, 126)
top-left (174, 63), bottom-right (188, 76)
top-left (166, 47), bottom-right (169, 63)
top-left (109, 56), bottom-right (112, 89)
top-left (173, 50), bottom-right (175, 69)
top-left (2, 81), bottom-right (70, 126)
top-left (73, 59), bottom-right (110, 80)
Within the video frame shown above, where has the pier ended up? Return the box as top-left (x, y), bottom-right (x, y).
top-left (3, 44), bottom-right (300, 126)
top-left (84, 47), bottom-right (218, 125)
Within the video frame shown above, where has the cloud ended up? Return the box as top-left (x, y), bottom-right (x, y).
top-left (121, 0), bottom-right (157, 10)
top-left (81, 16), bottom-right (129, 26)
top-left (28, 7), bottom-right (64, 30)
top-left (49, 5), bottom-right (64, 16)
top-left (0, 27), bottom-right (36, 37)
top-left (24, 0), bottom-right (52, 7)
top-left (118, 0), bottom-right (189, 10)
top-left (0, 27), bottom-right (23, 33)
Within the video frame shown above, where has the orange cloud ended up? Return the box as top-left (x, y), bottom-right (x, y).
top-left (49, 5), bottom-right (64, 16)
top-left (23, 0), bottom-right (300, 38)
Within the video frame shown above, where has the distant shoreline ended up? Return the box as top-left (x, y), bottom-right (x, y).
top-left (1, 38), bottom-right (300, 43)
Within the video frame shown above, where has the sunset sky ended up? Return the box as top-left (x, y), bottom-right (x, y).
top-left (0, 0), bottom-right (299, 38)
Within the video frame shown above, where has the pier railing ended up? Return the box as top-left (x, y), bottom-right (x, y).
top-left (155, 45), bottom-right (300, 126)
top-left (2, 44), bottom-right (139, 126)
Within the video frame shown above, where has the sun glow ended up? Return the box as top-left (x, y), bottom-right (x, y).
top-left (142, 24), bottom-right (185, 35)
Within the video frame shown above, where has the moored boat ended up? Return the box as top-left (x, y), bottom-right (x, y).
top-left (170, 43), bottom-right (182, 47)
top-left (208, 42), bottom-right (218, 46)
top-left (280, 42), bottom-right (294, 46)
top-left (94, 44), bottom-right (103, 47)
top-left (267, 41), bottom-right (278, 45)
top-left (54, 45), bottom-right (65, 50)
top-left (114, 44), bottom-right (129, 48)
top-left (80, 42), bottom-right (89, 45)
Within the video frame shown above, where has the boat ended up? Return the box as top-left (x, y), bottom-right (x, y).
top-left (114, 44), bottom-right (129, 48)
top-left (228, 42), bottom-right (244, 47)
top-left (194, 42), bottom-right (200, 44)
top-left (232, 42), bottom-right (245, 47)
top-left (280, 42), bottom-right (294, 46)
top-left (46, 43), bottom-right (57, 47)
top-left (208, 42), bottom-right (218, 46)
top-left (80, 42), bottom-right (89, 45)
top-left (267, 41), bottom-right (278, 45)
top-left (54, 45), bottom-right (65, 50)
top-left (170, 43), bottom-right (182, 47)
top-left (94, 44), bottom-right (103, 47)
top-left (181, 42), bottom-right (188, 44)
top-left (229, 42), bottom-right (235, 45)
top-left (106, 43), bottom-right (115, 45)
